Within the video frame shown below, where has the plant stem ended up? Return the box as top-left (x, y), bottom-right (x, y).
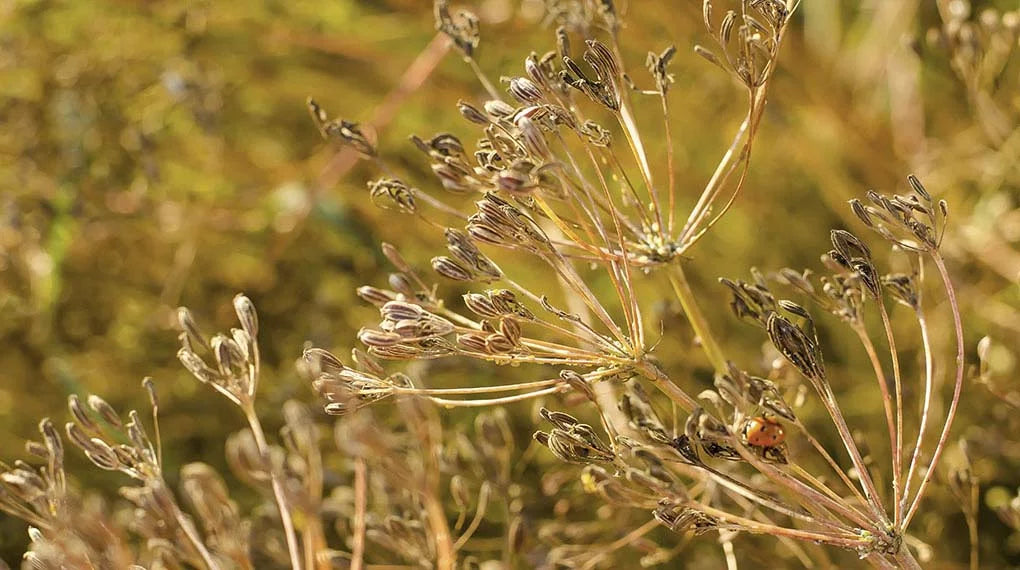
top-left (901, 303), bottom-right (935, 519)
top-left (351, 457), bottom-right (367, 570)
top-left (852, 324), bottom-right (897, 493)
top-left (164, 485), bottom-right (221, 570)
top-left (243, 405), bottom-right (303, 570)
top-left (892, 547), bottom-right (924, 570)
top-left (904, 251), bottom-right (965, 527)
top-left (668, 264), bottom-right (727, 374)
top-left (877, 302), bottom-right (904, 525)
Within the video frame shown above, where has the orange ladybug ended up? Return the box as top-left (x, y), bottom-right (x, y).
top-left (744, 416), bottom-right (786, 448)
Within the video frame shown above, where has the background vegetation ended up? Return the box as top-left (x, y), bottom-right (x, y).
top-left (1, 0), bottom-right (1018, 567)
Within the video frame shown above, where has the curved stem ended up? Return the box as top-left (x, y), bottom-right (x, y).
top-left (453, 482), bottom-right (490, 550)
top-left (852, 323), bottom-right (897, 491)
top-left (423, 384), bottom-right (566, 407)
top-left (690, 501), bottom-right (863, 548)
top-left (904, 251), bottom-right (965, 528)
top-left (813, 380), bottom-right (889, 524)
top-left (243, 405), bottom-right (303, 570)
top-left (793, 425), bottom-right (871, 513)
top-left (465, 55), bottom-right (501, 101)
top-left (892, 547), bottom-right (924, 570)
top-left (900, 303), bottom-right (934, 519)
top-left (392, 377), bottom-right (564, 396)
top-left (877, 302), bottom-right (904, 525)
top-left (165, 485), bottom-right (221, 570)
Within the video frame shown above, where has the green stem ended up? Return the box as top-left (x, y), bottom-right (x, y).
top-left (668, 264), bottom-right (727, 374)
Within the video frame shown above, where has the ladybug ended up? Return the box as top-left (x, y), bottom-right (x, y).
top-left (743, 416), bottom-right (786, 448)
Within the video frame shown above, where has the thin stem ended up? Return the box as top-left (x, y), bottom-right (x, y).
top-left (968, 476), bottom-right (980, 570)
top-left (722, 540), bottom-right (737, 570)
top-left (243, 404), bottom-right (303, 570)
top-left (901, 302), bottom-right (935, 518)
top-left (691, 502), bottom-right (863, 549)
top-left (164, 486), bottom-right (222, 570)
top-left (392, 378), bottom-right (564, 396)
top-left (351, 457), bottom-right (367, 570)
top-left (813, 379), bottom-right (889, 524)
top-left (668, 265), bottom-right (727, 373)
top-left (500, 275), bottom-right (625, 356)
top-left (615, 111), bottom-right (662, 232)
top-left (794, 418), bottom-right (871, 511)
top-left (423, 384), bottom-right (566, 408)
top-left (729, 432), bottom-right (876, 530)
top-left (453, 482), bottom-right (490, 550)
top-left (582, 143), bottom-right (644, 350)
top-left (698, 463), bottom-right (842, 528)
top-left (679, 115), bottom-right (749, 242)
top-left (852, 323), bottom-right (897, 488)
top-left (877, 302), bottom-right (905, 526)
top-left (661, 95), bottom-right (677, 234)
top-left (635, 359), bottom-right (698, 411)
top-left (904, 251), bottom-right (965, 528)
top-left (891, 548), bottom-right (924, 570)
top-left (465, 56), bottom-right (501, 101)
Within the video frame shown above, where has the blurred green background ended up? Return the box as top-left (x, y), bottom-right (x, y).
top-left (1, 0), bottom-right (1018, 567)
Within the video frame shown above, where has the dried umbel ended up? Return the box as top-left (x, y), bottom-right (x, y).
top-left (0, 1), bottom-right (980, 569)
top-left (302, 1), bottom-right (971, 566)
top-left (296, 0), bottom-right (961, 565)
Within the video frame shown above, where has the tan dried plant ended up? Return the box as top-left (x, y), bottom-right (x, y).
top-left (0, 1), bottom-right (980, 569)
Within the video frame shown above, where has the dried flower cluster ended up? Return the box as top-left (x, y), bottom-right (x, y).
top-left (0, 1), bottom-right (988, 569)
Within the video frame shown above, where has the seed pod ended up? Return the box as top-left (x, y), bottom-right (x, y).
top-left (849, 199), bottom-right (874, 227)
top-left (457, 333), bottom-right (490, 353)
top-left (387, 273), bottom-right (415, 298)
top-left (65, 422), bottom-right (94, 452)
top-left (179, 348), bottom-right (218, 384)
top-left (68, 394), bottom-right (99, 434)
top-left (84, 438), bottom-right (121, 471)
top-left (351, 348), bottom-right (385, 376)
top-left (484, 99), bottom-right (515, 119)
top-left (463, 293), bottom-right (499, 318)
top-left (87, 395), bottom-right (123, 429)
top-left (516, 116), bottom-right (550, 160)
top-left (525, 53), bottom-right (547, 89)
top-left (484, 333), bottom-right (515, 354)
top-left (778, 299), bottom-right (810, 319)
top-left (432, 256), bottom-right (474, 281)
top-left (767, 313), bottom-right (825, 381)
top-left (906, 174), bottom-right (931, 201)
top-left (560, 370), bottom-right (594, 401)
top-left (380, 242), bottom-right (412, 273)
top-left (499, 318), bottom-right (522, 346)
top-left (830, 229), bottom-right (872, 262)
top-left (507, 77), bottom-right (543, 103)
top-left (39, 418), bottom-right (63, 463)
top-left (177, 307), bottom-right (210, 352)
top-left (381, 301), bottom-right (424, 322)
top-left (457, 100), bottom-right (489, 124)
top-left (357, 286), bottom-right (395, 307)
top-left (233, 294), bottom-right (258, 338)
top-left (357, 328), bottom-right (404, 348)
top-left (368, 178), bottom-right (417, 214)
